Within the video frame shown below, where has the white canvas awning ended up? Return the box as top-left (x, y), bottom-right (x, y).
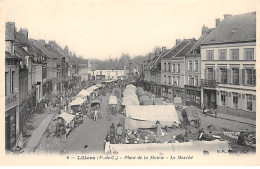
top-left (55, 112), bottom-right (75, 123)
top-left (69, 97), bottom-right (85, 106)
top-left (173, 97), bottom-right (182, 104)
top-left (122, 98), bottom-right (140, 106)
top-left (125, 105), bottom-right (180, 123)
top-left (109, 96), bottom-right (117, 105)
top-left (105, 140), bottom-right (232, 155)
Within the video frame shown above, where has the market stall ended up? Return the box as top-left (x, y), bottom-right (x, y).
top-left (125, 105), bottom-right (180, 130)
top-left (54, 112), bottom-right (76, 136)
top-left (105, 140), bottom-right (232, 155)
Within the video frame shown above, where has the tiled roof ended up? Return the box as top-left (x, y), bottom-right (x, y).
top-left (202, 12), bottom-right (256, 44)
top-left (5, 51), bottom-right (21, 60)
top-left (162, 39), bottom-right (196, 59)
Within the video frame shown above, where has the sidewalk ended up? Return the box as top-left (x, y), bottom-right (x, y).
top-left (24, 108), bottom-right (57, 153)
top-left (207, 112), bottom-right (256, 126)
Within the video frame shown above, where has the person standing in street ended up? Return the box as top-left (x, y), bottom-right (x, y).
top-left (94, 109), bottom-right (98, 123)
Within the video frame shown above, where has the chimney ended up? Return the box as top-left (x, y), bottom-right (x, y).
top-left (155, 47), bottom-right (161, 57)
top-left (176, 39), bottom-right (181, 45)
top-left (224, 14), bottom-right (232, 19)
top-left (45, 44), bottom-right (51, 50)
top-left (5, 22), bottom-right (16, 40)
top-left (162, 46), bottom-right (167, 52)
top-left (38, 39), bottom-right (45, 46)
top-left (19, 28), bottom-right (28, 39)
top-left (201, 25), bottom-right (209, 35)
top-left (215, 18), bottom-right (220, 27)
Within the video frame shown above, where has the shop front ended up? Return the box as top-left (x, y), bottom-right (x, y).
top-left (5, 106), bottom-right (17, 151)
top-left (185, 85), bottom-right (201, 108)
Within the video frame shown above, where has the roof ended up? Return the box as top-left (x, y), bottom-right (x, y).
top-left (108, 96), bottom-right (117, 105)
top-left (31, 40), bottom-right (54, 59)
top-left (14, 45), bottom-right (30, 58)
top-left (105, 140), bottom-right (232, 154)
top-left (69, 97), bottom-right (85, 106)
top-left (125, 105), bottom-right (180, 123)
top-left (162, 38), bottom-right (197, 59)
top-left (5, 51), bottom-right (21, 60)
top-left (5, 22), bottom-right (15, 41)
top-left (16, 32), bottom-right (29, 45)
top-left (55, 112), bottom-right (75, 123)
top-left (202, 12), bottom-right (256, 44)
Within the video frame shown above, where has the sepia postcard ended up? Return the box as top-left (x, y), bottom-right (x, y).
top-left (0, 0), bottom-right (259, 166)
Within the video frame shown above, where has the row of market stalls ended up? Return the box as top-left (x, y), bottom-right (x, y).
top-left (54, 84), bottom-right (104, 136)
top-left (105, 84), bottom-right (232, 155)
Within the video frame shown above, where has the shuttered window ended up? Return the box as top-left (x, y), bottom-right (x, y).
top-left (233, 93), bottom-right (238, 109)
top-left (232, 68), bottom-right (239, 85)
top-left (246, 94), bottom-right (253, 111)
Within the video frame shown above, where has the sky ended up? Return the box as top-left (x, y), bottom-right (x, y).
top-left (3, 0), bottom-right (257, 60)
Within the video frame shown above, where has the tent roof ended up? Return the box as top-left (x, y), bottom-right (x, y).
top-left (55, 112), bottom-right (75, 123)
top-left (122, 95), bottom-right (139, 102)
top-left (125, 105), bottom-right (180, 123)
top-left (153, 98), bottom-right (163, 105)
top-left (173, 97), bottom-right (182, 104)
top-left (105, 140), bottom-right (232, 155)
top-left (126, 84), bottom-right (136, 89)
top-left (122, 99), bottom-right (140, 106)
top-left (109, 96), bottom-right (117, 105)
top-left (69, 97), bottom-right (85, 106)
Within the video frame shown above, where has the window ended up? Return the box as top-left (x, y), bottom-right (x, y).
top-left (176, 76), bottom-right (180, 86)
top-left (231, 49), bottom-right (239, 60)
top-left (168, 63), bottom-right (171, 72)
top-left (172, 64), bottom-right (175, 73)
top-left (168, 76), bottom-right (171, 84)
top-left (233, 93), bottom-right (238, 109)
top-left (11, 71), bottom-right (15, 93)
top-left (246, 69), bottom-right (253, 85)
top-left (172, 76), bottom-right (175, 85)
top-left (232, 68), bottom-right (239, 85)
top-left (207, 68), bottom-right (214, 80)
top-left (244, 48), bottom-right (254, 60)
top-left (220, 91), bottom-right (226, 106)
top-left (186, 89), bottom-right (190, 101)
top-left (100, 71), bottom-right (103, 75)
top-left (188, 61), bottom-right (192, 71)
top-left (194, 76), bottom-right (198, 86)
top-left (115, 71), bottom-right (118, 75)
top-left (246, 94), bottom-right (253, 111)
top-left (219, 49), bottom-right (227, 60)
top-left (5, 72), bottom-right (8, 96)
top-left (189, 76), bottom-right (194, 86)
top-left (164, 63), bottom-right (166, 71)
top-left (194, 60), bottom-right (198, 72)
top-left (220, 68), bottom-right (227, 84)
top-left (206, 50), bottom-right (214, 60)
top-left (164, 75), bottom-right (166, 84)
top-left (176, 64), bottom-right (180, 73)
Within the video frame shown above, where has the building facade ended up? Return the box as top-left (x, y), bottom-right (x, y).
top-left (200, 12), bottom-right (256, 119)
top-left (91, 69), bottom-right (125, 80)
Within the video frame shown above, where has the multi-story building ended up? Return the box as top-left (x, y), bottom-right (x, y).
top-left (161, 38), bottom-right (197, 102)
top-left (184, 26), bottom-right (213, 108)
top-left (200, 12), bottom-right (256, 119)
top-left (149, 47), bottom-right (168, 96)
top-left (5, 22), bottom-right (20, 151)
top-left (91, 69), bottom-right (125, 81)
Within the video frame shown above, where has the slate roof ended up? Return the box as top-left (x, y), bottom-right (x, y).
top-left (31, 40), bottom-right (54, 59)
top-left (202, 12), bottom-right (256, 44)
top-left (16, 32), bottom-right (29, 45)
top-left (5, 51), bottom-right (21, 60)
top-left (5, 22), bottom-right (15, 41)
top-left (162, 38), bottom-right (196, 59)
top-left (14, 45), bottom-right (30, 58)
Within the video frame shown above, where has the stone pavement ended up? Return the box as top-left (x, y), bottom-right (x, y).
top-left (24, 108), bottom-right (57, 153)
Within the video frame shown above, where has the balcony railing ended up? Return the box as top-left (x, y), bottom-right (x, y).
top-left (201, 79), bottom-right (217, 88)
top-left (5, 93), bottom-right (18, 110)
